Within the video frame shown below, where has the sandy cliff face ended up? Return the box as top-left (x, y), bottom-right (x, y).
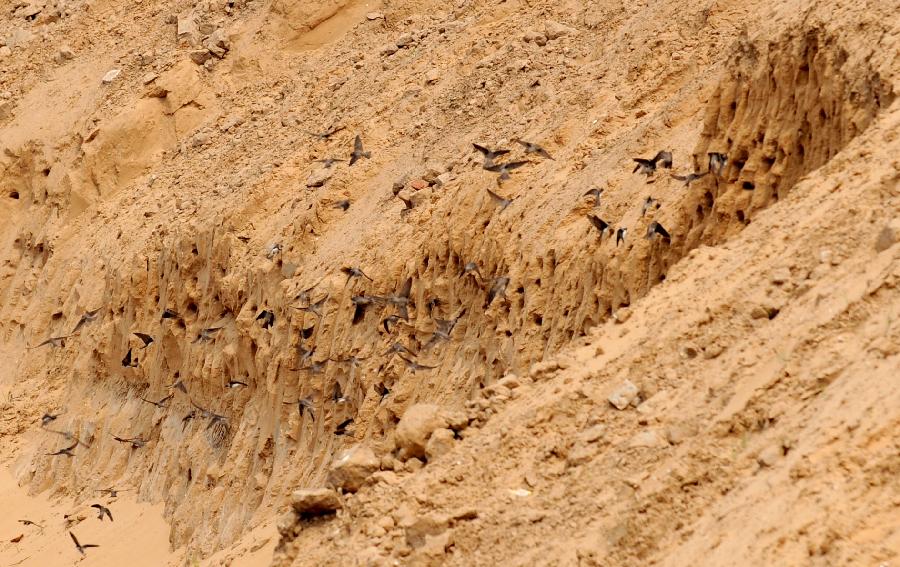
top-left (1, 0), bottom-right (898, 565)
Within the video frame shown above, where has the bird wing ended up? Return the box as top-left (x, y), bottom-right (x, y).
top-left (587, 215), bottom-right (609, 233)
top-left (486, 187), bottom-right (506, 204)
top-left (353, 135), bottom-right (363, 153)
top-left (654, 151), bottom-right (673, 167)
top-left (670, 174), bottom-right (688, 181)
top-left (655, 223), bottom-right (671, 239)
top-left (472, 143), bottom-right (490, 156)
top-left (504, 161), bottom-right (529, 171)
top-left (133, 332), bottom-right (153, 346)
top-left (70, 531), bottom-right (80, 547)
top-left (484, 163), bottom-right (503, 172)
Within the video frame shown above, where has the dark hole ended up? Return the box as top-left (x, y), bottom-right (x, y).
top-left (191, 247), bottom-right (198, 255)
top-left (516, 286), bottom-right (524, 294)
top-left (659, 274), bottom-right (666, 282)
top-left (696, 204), bottom-right (705, 218)
top-left (154, 294), bottom-right (160, 302)
top-left (187, 302), bottom-right (198, 313)
top-left (52, 311), bottom-right (63, 320)
top-left (734, 159), bottom-right (747, 171)
top-left (535, 278), bottom-right (541, 287)
top-left (819, 108), bottom-right (827, 121)
top-left (533, 314), bottom-right (543, 326)
top-left (481, 220), bottom-right (489, 230)
top-left (188, 468), bottom-right (192, 481)
top-left (729, 101), bottom-right (736, 111)
top-left (9, 191), bottom-right (19, 199)
top-left (704, 191), bottom-right (714, 208)
top-left (763, 156), bottom-right (776, 167)
top-left (423, 256), bottom-right (429, 268)
top-left (736, 210), bottom-right (745, 222)
top-left (504, 330), bottom-right (512, 337)
top-left (767, 308), bottom-right (780, 320)
top-left (42, 168), bottom-right (51, 177)
top-left (742, 181), bottom-right (755, 190)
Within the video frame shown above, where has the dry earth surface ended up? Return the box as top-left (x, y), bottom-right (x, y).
top-left (1, 0), bottom-right (899, 565)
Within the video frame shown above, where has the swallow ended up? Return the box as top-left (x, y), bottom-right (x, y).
top-left (161, 308), bottom-right (180, 320)
top-left (27, 335), bottom-right (69, 349)
top-left (461, 262), bottom-right (484, 284)
top-left (641, 196), bottom-right (660, 217)
top-left (169, 378), bottom-right (188, 394)
top-left (646, 221), bottom-right (671, 242)
top-left (632, 150), bottom-right (673, 175)
top-left (256, 310), bottom-right (275, 329)
top-left (513, 138), bottom-right (554, 160)
top-left (473, 143), bottom-right (511, 168)
top-left (424, 308), bottom-right (466, 349)
top-left (486, 276), bottom-right (510, 307)
top-left (41, 411), bottom-right (64, 427)
top-left (307, 126), bottom-right (345, 140)
top-left (486, 187), bottom-right (514, 211)
top-left (47, 441), bottom-right (78, 456)
top-left (671, 171), bottom-right (709, 187)
top-left (265, 243), bottom-right (282, 259)
top-left (295, 295), bottom-right (329, 318)
top-left (315, 157), bottom-right (346, 168)
top-left (708, 152), bottom-right (727, 177)
top-left (133, 332), bottom-right (154, 348)
top-left (90, 504), bottom-right (113, 522)
top-left (351, 294), bottom-right (379, 325)
top-left (349, 135), bottom-right (371, 165)
top-left (111, 435), bottom-right (146, 449)
top-left (616, 227), bottom-right (627, 247)
top-left (333, 199), bottom-right (351, 211)
top-left (284, 398), bottom-right (315, 420)
top-left (583, 187), bottom-right (603, 206)
top-left (374, 382), bottom-right (391, 403)
top-left (382, 314), bottom-right (404, 333)
top-left (71, 308), bottom-right (102, 334)
top-left (587, 215), bottom-right (611, 240)
top-left (99, 488), bottom-right (131, 498)
top-left (69, 531), bottom-right (99, 556)
top-left (334, 418), bottom-right (354, 435)
top-left (398, 355), bottom-right (436, 371)
top-left (193, 326), bottom-right (223, 343)
top-left (425, 297), bottom-right (442, 317)
top-left (190, 401), bottom-right (228, 422)
top-left (140, 394), bottom-right (173, 409)
top-left (341, 266), bottom-right (373, 282)
top-left (226, 380), bottom-right (248, 389)
top-left (385, 277), bottom-right (413, 319)
top-left (18, 519), bottom-right (44, 529)
top-left (485, 160), bottom-right (528, 183)
top-left (333, 382), bottom-right (348, 404)
top-left (47, 429), bottom-right (90, 447)
top-left (383, 342), bottom-right (417, 358)
top-left (121, 348), bottom-right (138, 368)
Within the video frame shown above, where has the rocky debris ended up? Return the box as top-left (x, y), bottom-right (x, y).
top-left (366, 11), bottom-right (384, 20)
top-left (306, 166), bottom-right (334, 188)
top-left (396, 404), bottom-right (467, 461)
top-left (613, 307), bottom-right (632, 323)
top-left (327, 445), bottom-right (380, 493)
top-left (0, 46), bottom-right (11, 58)
top-left (396, 33), bottom-right (415, 48)
top-left (101, 69), bottom-right (121, 84)
top-left (53, 46), bottom-right (74, 63)
top-left (380, 43), bottom-right (398, 56)
top-left (545, 20), bottom-right (576, 40)
top-left (402, 512), bottom-right (450, 548)
top-left (629, 430), bottom-right (667, 448)
top-left (177, 14), bottom-right (199, 47)
top-left (290, 488), bottom-right (341, 517)
top-left (665, 422), bottom-right (698, 445)
top-left (757, 444), bottom-right (784, 467)
top-left (424, 428), bottom-right (455, 461)
top-left (425, 68), bottom-right (440, 84)
top-left (204, 29), bottom-right (231, 59)
top-left (523, 30), bottom-right (548, 46)
top-left (874, 219), bottom-right (899, 251)
top-left (608, 379), bottom-right (640, 410)
top-left (189, 49), bottom-right (212, 65)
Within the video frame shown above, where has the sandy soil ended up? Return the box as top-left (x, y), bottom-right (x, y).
top-left (1, 0), bottom-right (898, 565)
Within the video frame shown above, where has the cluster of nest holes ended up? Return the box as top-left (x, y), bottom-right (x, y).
top-left (691, 28), bottom-right (894, 231)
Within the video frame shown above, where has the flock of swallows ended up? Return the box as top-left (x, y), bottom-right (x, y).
top-left (22, 131), bottom-right (730, 556)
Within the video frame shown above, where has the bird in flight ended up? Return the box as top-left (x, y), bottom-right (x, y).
top-left (27, 335), bottom-right (69, 349)
top-left (616, 227), bottom-right (628, 247)
top-left (583, 187), bottom-right (603, 207)
top-left (306, 125), bottom-right (345, 140)
top-left (315, 157), bottom-right (346, 168)
top-left (161, 308), bottom-right (180, 320)
top-left (349, 135), bottom-right (371, 165)
top-left (461, 262), bottom-right (484, 284)
top-left (226, 380), bottom-right (249, 389)
top-left (646, 221), bottom-right (672, 242)
top-left (69, 531), bottom-right (99, 556)
top-left (424, 308), bottom-right (467, 349)
top-left (193, 327), bottom-right (223, 343)
top-left (333, 199), bottom-right (351, 211)
top-left (385, 277), bottom-right (413, 320)
top-left (18, 519), bottom-right (44, 529)
top-left (111, 435), bottom-right (146, 449)
top-left (99, 487), bottom-right (131, 498)
top-left (283, 398), bottom-right (315, 421)
top-left (641, 196), bottom-right (660, 217)
top-left (341, 266), bottom-right (373, 282)
top-left (485, 187), bottom-right (514, 211)
top-left (472, 143), bottom-right (510, 168)
top-left (513, 138), bottom-right (554, 160)
top-left (587, 215), bottom-right (611, 240)
top-left (121, 348), bottom-right (138, 368)
top-left (296, 294), bottom-right (329, 318)
top-left (140, 394), bottom-right (173, 409)
top-left (671, 171), bottom-right (708, 187)
top-left (485, 160), bottom-right (528, 183)
top-left (133, 332), bottom-right (154, 348)
top-left (90, 503), bottom-right (113, 522)
top-left (633, 150), bottom-right (673, 175)
top-left (486, 276), bottom-right (510, 308)
top-left (47, 441), bottom-right (78, 457)
top-left (40, 411), bottom-right (64, 427)
top-left (334, 418), bottom-right (354, 436)
top-left (256, 310), bottom-right (275, 329)
top-left (398, 355), bottom-right (436, 371)
top-left (71, 308), bottom-right (102, 334)
top-left (708, 152), bottom-right (727, 177)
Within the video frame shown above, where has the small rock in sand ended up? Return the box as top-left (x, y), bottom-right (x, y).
top-left (608, 379), bottom-right (640, 410)
top-left (328, 445), bottom-right (380, 492)
top-left (425, 428), bottom-right (455, 461)
top-left (306, 167), bottom-right (334, 188)
top-left (101, 69), bottom-right (121, 84)
top-left (291, 488), bottom-right (341, 517)
top-left (875, 219), bottom-right (899, 252)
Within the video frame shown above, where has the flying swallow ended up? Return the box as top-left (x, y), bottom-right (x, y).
top-left (485, 187), bottom-right (514, 211)
top-left (633, 150), bottom-right (673, 175)
top-left (90, 504), bottom-right (113, 522)
top-left (193, 326), bottom-right (223, 343)
top-left (71, 308), bottom-right (102, 334)
top-left (140, 394), bottom-right (173, 409)
top-left (40, 411), bottom-right (64, 427)
top-left (398, 355), bottom-right (436, 371)
top-left (708, 152), bottom-right (727, 177)
top-left (461, 262), bottom-right (484, 284)
top-left (513, 138), bottom-right (554, 160)
top-left (473, 143), bottom-right (511, 168)
top-left (425, 297), bottom-right (443, 317)
top-left (133, 332), bottom-right (154, 348)
top-left (383, 342), bottom-right (417, 358)
top-left (265, 243), bottom-right (282, 259)
top-left (587, 215), bottom-right (611, 239)
top-left (169, 378), bottom-right (188, 394)
top-left (121, 348), bottom-right (138, 368)
top-left (385, 277), bottom-right (413, 319)
top-left (424, 308), bottom-right (467, 349)
top-left (332, 382), bottom-right (348, 404)
top-left (111, 435), bottom-right (146, 449)
top-left (671, 171), bottom-right (709, 187)
top-left (349, 135), bottom-right (371, 165)
top-left (641, 196), bottom-right (660, 217)
top-left (47, 441), bottom-right (78, 456)
top-left (284, 398), bottom-right (315, 420)
top-left (27, 335), bottom-right (69, 349)
top-left (69, 531), bottom-right (99, 555)
top-left (382, 314), bottom-right (406, 333)
top-left (306, 126), bottom-right (345, 140)
top-left (315, 157), bottom-right (346, 168)
top-left (486, 276), bottom-right (510, 307)
top-left (333, 199), bottom-right (351, 211)
top-left (341, 266), bottom-right (373, 282)
top-left (18, 519), bottom-right (44, 529)
top-left (616, 227), bottom-right (627, 246)
top-left (226, 380), bottom-right (248, 389)
top-left (485, 160), bottom-right (528, 183)
top-left (646, 221), bottom-right (671, 242)
top-left (99, 488), bottom-right (131, 498)
top-left (334, 418), bottom-right (354, 435)
top-left (295, 295), bottom-right (329, 318)
top-left (583, 187), bottom-right (603, 206)
top-left (256, 310), bottom-right (275, 329)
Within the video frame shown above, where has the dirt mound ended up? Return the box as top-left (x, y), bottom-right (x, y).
top-left (1, 0), bottom-right (898, 565)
